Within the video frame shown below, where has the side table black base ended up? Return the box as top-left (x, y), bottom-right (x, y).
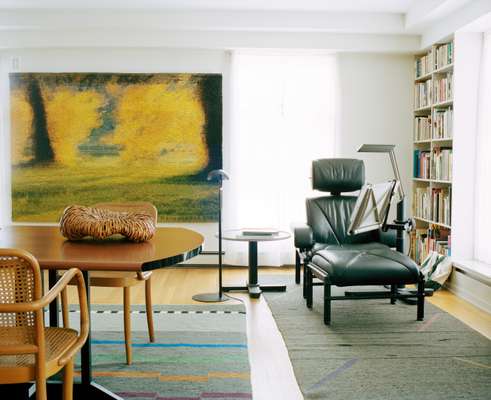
top-left (223, 284), bottom-right (286, 299)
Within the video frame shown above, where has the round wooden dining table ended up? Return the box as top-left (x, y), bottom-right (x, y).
top-left (0, 225), bottom-right (204, 400)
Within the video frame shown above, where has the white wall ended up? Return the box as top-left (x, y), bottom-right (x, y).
top-left (0, 48), bottom-right (414, 264)
top-left (337, 53), bottom-right (414, 218)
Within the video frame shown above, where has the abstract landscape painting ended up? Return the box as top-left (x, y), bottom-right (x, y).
top-left (10, 73), bottom-right (222, 222)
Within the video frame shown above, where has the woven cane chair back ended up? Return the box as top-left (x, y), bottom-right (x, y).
top-left (0, 250), bottom-right (42, 328)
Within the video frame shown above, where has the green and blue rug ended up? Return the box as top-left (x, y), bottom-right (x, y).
top-left (71, 305), bottom-right (252, 400)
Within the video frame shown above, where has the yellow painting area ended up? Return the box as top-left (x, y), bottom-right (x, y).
top-left (10, 73), bottom-right (222, 222)
top-left (110, 80), bottom-right (208, 174)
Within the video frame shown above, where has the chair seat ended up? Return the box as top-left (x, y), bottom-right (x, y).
top-left (0, 326), bottom-right (78, 384)
top-left (65, 270), bottom-right (152, 288)
top-left (311, 242), bottom-right (420, 286)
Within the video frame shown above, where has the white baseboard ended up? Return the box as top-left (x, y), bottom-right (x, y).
top-left (444, 269), bottom-right (491, 314)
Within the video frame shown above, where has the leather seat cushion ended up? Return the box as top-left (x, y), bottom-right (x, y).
top-left (311, 243), bottom-right (420, 286)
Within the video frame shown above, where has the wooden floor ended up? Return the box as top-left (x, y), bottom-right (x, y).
top-left (65, 266), bottom-right (491, 400)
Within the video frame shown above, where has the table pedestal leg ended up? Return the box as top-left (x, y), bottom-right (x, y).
top-left (49, 270), bottom-right (59, 327)
top-left (247, 242), bottom-right (261, 298)
top-left (223, 240), bottom-right (286, 298)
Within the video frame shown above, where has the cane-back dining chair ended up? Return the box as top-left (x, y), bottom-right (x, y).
top-left (0, 248), bottom-right (88, 400)
top-left (61, 202), bottom-right (157, 365)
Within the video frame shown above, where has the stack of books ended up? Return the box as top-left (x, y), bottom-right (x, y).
top-left (432, 147), bottom-right (452, 181)
top-left (413, 150), bottom-right (431, 179)
top-left (433, 108), bottom-right (453, 139)
top-left (414, 116), bottom-right (432, 141)
top-left (433, 72), bottom-right (453, 104)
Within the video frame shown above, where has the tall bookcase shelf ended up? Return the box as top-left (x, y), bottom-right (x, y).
top-left (412, 40), bottom-right (454, 264)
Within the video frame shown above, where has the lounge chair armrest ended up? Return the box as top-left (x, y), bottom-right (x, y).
top-left (294, 224), bottom-right (314, 249)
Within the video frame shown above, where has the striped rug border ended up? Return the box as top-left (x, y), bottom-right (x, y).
top-left (66, 309), bottom-right (246, 315)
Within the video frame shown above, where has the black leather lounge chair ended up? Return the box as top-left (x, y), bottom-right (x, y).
top-left (294, 158), bottom-right (425, 325)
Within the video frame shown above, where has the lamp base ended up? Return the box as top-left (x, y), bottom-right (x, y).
top-left (192, 293), bottom-right (230, 303)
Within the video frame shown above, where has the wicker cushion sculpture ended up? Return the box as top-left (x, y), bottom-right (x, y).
top-left (60, 205), bottom-right (156, 242)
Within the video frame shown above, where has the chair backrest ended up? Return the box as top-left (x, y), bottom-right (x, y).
top-left (0, 248), bottom-right (42, 327)
top-left (92, 202), bottom-right (158, 224)
top-left (307, 158), bottom-right (378, 245)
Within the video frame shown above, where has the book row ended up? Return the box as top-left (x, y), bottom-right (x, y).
top-left (413, 150), bottom-right (431, 179)
top-left (414, 42), bottom-right (453, 79)
top-left (414, 80), bottom-right (432, 109)
top-left (434, 42), bottom-right (453, 70)
top-left (414, 109), bottom-right (453, 142)
top-left (415, 52), bottom-right (433, 78)
top-left (414, 72), bottom-right (453, 109)
top-left (413, 148), bottom-right (453, 181)
top-left (433, 73), bottom-right (453, 104)
top-left (414, 117), bottom-right (432, 141)
top-left (413, 186), bottom-right (452, 226)
top-left (411, 227), bottom-right (451, 265)
top-left (433, 108), bottom-right (453, 139)
top-left (432, 148), bottom-right (453, 181)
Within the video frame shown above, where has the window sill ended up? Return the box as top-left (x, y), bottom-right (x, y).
top-left (452, 259), bottom-right (491, 287)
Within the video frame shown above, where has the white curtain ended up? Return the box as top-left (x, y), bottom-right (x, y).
top-left (224, 51), bottom-right (338, 266)
top-left (474, 32), bottom-right (491, 264)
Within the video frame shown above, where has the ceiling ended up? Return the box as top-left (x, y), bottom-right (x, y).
top-left (0, 0), bottom-right (486, 52)
top-left (0, 0), bottom-right (415, 12)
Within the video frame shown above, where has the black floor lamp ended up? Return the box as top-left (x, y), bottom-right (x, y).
top-left (192, 169), bottom-right (230, 303)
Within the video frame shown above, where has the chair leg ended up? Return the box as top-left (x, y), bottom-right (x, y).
top-left (63, 359), bottom-right (74, 400)
top-left (145, 278), bottom-right (155, 343)
top-left (295, 251), bottom-right (301, 284)
top-left (35, 355), bottom-right (47, 400)
top-left (390, 284), bottom-right (397, 305)
top-left (123, 286), bottom-right (132, 365)
top-left (417, 279), bottom-right (425, 321)
top-left (61, 288), bottom-right (70, 328)
top-left (324, 280), bottom-right (331, 326)
top-left (306, 267), bottom-right (313, 309)
top-left (303, 262), bottom-right (307, 299)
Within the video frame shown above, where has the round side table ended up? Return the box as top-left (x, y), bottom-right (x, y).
top-left (221, 229), bottom-right (291, 298)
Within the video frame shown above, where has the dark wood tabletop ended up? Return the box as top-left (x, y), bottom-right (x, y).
top-left (0, 225), bottom-right (204, 271)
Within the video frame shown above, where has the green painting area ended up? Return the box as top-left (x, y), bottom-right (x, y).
top-left (10, 73), bottom-right (222, 223)
top-left (12, 163), bottom-right (218, 222)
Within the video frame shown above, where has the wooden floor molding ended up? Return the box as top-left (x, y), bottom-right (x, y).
top-left (63, 266), bottom-right (491, 399)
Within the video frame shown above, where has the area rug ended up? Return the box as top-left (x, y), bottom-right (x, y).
top-left (264, 275), bottom-right (491, 400)
top-left (69, 305), bottom-right (252, 400)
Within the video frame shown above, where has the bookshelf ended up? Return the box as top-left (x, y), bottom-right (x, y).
top-left (412, 40), bottom-right (453, 264)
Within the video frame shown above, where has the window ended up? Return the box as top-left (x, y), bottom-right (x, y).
top-left (224, 51), bottom-right (338, 266)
